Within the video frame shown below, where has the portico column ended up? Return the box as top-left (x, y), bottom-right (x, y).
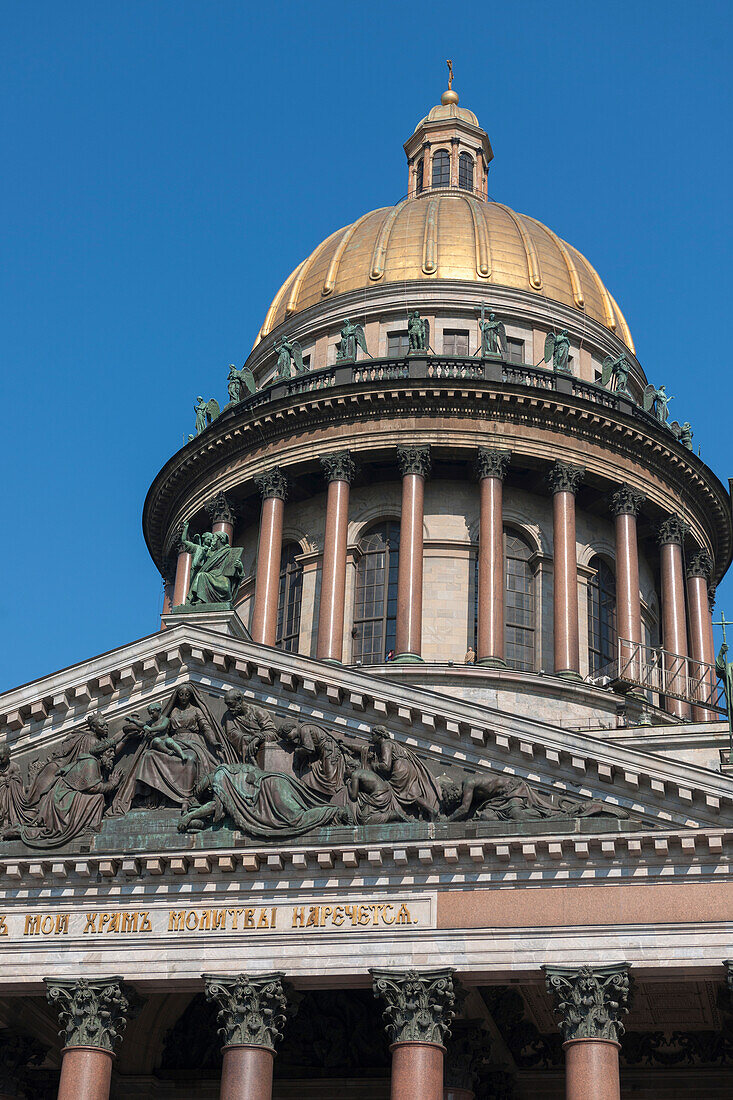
top-left (443, 1020), bottom-right (489, 1100)
top-left (548, 462), bottom-right (585, 678)
top-left (687, 548), bottom-right (716, 721)
top-left (610, 485), bottom-right (645, 680)
top-left (475, 449), bottom-right (511, 667)
top-left (46, 977), bottom-right (130, 1100)
top-left (395, 445), bottom-right (431, 662)
top-left (251, 469), bottom-right (288, 646)
top-left (371, 967), bottom-right (456, 1100)
top-left (317, 451), bottom-right (357, 662)
top-left (658, 516), bottom-right (691, 719)
top-left (207, 490), bottom-right (237, 544)
top-left (544, 964), bottom-right (632, 1100)
top-left (205, 973), bottom-right (290, 1100)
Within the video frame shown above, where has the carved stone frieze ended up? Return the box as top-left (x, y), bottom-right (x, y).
top-left (475, 448), bottom-right (511, 482)
top-left (320, 450), bottom-right (358, 484)
top-left (370, 967), bottom-right (456, 1047)
top-left (657, 515), bottom-right (686, 546)
top-left (204, 972), bottom-right (290, 1050)
top-left (205, 490), bottom-right (237, 526)
top-left (543, 963), bottom-right (632, 1042)
top-left (444, 1019), bottom-right (490, 1090)
top-left (687, 548), bottom-right (714, 581)
top-left (547, 461), bottom-right (584, 496)
top-left (610, 484), bottom-right (645, 517)
top-left (396, 444), bottom-right (431, 479)
top-left (254, 468), bottom-right (288, 501)
top-left (45, 976), bottom-right (130, 1052)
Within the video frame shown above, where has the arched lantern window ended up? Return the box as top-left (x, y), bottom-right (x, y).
top-left (458, 152), bottom-right (474, 191)
top-left (587, 556), bottom-right (617, 672)
top-left (473, 529), bottom-right (536, 671)
top-left (276, 542), bottom-right (302, 652)
top-left (431, 149), bottom-right (450, 188)
top-left (415, 158), bottom-right (424, 194)
top-left (352, 521), bottom-right (400, 664)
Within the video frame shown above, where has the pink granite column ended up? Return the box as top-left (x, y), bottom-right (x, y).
top-left (251, 469), bottom-right (288, 647)
top-left (395, 445), bottom-right (431, 662)
top-left (372, 967), bottom-right (456, 1100)
top-left (610, 485), bottom-right (645, 680)
top-left (317, 451), bottom-right (357, 662)
top-left (687, 548), bottom-right (716, 721)
top-left (205, 972), bottom-right (289, 1100)
top-left (172, 540), bottom-right (192, 607)
top-left (548, 462), bottom-right (585, 678)
top-left (544, 964), bottom-right (631, 1100)
top-left (207, 490), bottom-right (237, 545)
top-left (475, 449), bottom-right (511, 667)
top-left (658, 516), bottom-right (691, 719)
top-left (46, 977), bottom-right (129, 1100)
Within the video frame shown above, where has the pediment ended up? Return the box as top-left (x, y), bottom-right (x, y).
top-left (0, 617), bottom-right (731, 862)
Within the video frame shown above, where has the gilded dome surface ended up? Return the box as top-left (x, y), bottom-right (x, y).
top-left (256, 193), bottom-right (634, 351)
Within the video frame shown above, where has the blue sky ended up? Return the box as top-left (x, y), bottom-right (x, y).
top-left (2, 0), bottom-right (732, 690)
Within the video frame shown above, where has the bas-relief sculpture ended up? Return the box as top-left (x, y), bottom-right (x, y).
top-left (0, 685), bottom-right (632, 851)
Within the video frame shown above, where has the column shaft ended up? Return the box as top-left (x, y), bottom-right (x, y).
top-left (477, 476), bottom-right (505, 666)
top-left (317, 477), bottom-right (350, 662)
top-left (391, 1042), bottom-right (444, 1100)
top-left (251, 496), bottom-right (285, 646)
top-left (172, 548), bottom-right (192, 607)
top-left (688, 572), bottom-right (716, 720)
top-left (219, 1045), bottom-right (274, 1100)
top-left (57, 1047), bottom-right (113, 1100)
top-left (396, 473), bottom-right (426, 659)
top-left (660, 539), bottom-right (691, 719)
top-left (563, 1038), bottom-right (620, 1100)
top-left (553, 490), bottom-right (580, 676)
top-left (212, 519), bottom-right (235, 543)
top-left (614, 512), bottom-right (642, 677)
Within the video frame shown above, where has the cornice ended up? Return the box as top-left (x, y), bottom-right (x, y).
top-left (142, 374), bottom-right (731, 579)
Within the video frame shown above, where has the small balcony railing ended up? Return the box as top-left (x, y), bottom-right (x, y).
top-left (589, 639), bottom-right (725, 712)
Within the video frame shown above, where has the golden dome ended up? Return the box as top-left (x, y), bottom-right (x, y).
top-left (256, 193), bottom-right (634, 351)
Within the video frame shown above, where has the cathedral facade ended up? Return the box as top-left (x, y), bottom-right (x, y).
top-left (0, 81), bottom-right (732, 1100)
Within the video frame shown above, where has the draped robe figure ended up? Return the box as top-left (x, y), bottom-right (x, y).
top-left (346, 761), bottom-right (407, 825)
top-left (222, 691), bottom-right (278, 762)
top-left (26, 715), bottom-right (120, 809)
top-left (179, 761), bottom-right (349, 839)
top-left (112, 685), bottom-right (236, 815)
top-left (369, 726), bottom-right (440, 818)
top-left (181, 529), bottom-right (243, 606)
top-left (0, 751), bottom-right (33, 831)
top-left (285, 722), bottom-right (348, 806)
top-left (21, 747), bottom-right (122, 849)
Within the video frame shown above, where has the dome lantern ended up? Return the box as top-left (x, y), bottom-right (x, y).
top-left (404, 64), bottom-right (493, 198)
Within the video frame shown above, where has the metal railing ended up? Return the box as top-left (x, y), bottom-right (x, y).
top-left (590, 639), bottom-right (725, 712)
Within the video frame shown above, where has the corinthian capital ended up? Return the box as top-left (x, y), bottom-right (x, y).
top-left (544, 964), bottom-right (632, 1042)
top-left (475, 448), bottom-right (511, 481)
top-left (370, 967), bottom-right (456, 1046)
top-left (204, 972), bottom-right (289, 1051)
top-left (254, 468), bottom-right (288, 501)
top-left (320, 450), bottom-right (358, 484)
top-left (687, 548), bottom-right (714, 581)
top-left (396, 445), bottom-right (432, 479)
top-left (657, 515), bottom-right (686, 546)
top-left (610, 484), bottom-right (645, 517)
top-left (547, 461), bottom-right (584, 496)
top-left (45, 977), bottom-right (130, 1052)
top-left (205, 490), bottom-right (237, 526)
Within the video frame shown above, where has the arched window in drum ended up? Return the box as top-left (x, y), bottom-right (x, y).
top-left (458, 152), bottom-right (474, 191)
top-left (415, 158), bottom-right (424, 194)
top-left (352, 521), bottom-right (400, 664)
top-left (431, 149), bottom-right (450, 188)
top-left (472, 529), bottom-right (536, 671)
top-left (587, 556), bottom-right (617, 672)
top-left (276, 542), bottom-right (302, 652)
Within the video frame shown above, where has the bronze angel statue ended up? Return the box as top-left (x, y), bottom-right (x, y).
top-left (478, 307), bottom-right (506, 358)
top-left (643, 384), bottom-right (673, 424)
top-left (543, 329), bottom-right (571, 373)
top-left (600, 352), bottom-right (631, 396)
top-left (274, 337), bottom-right (306, 379)
top-left (227, 364), bottom-right (256, 404)
top-left (335, 318), bottom-right (369, 362)
top-left (194, 396), bottom-right (221, 435)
